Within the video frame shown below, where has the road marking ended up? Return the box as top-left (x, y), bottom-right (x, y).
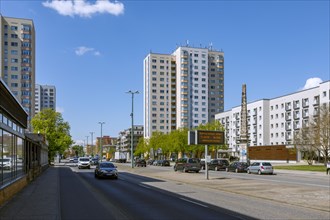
top-left (180, 197), bottom-right (208, 208)
top-left (139, 184), bottom-right (151, 189)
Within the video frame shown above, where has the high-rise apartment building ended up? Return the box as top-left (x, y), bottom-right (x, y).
top-left (0, 16), bottom-right (35, 128)
top-left (35, 84), bottom-right (56, 113)
top-left (215, 81), bottom-right (330, 154)
top-left (144, 45), bottom-right (224, 138)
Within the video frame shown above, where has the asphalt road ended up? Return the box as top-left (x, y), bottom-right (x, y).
top-left (60, 167), bottom-right (254, 220)
top-left (111, 162), bottom-right (330, 220)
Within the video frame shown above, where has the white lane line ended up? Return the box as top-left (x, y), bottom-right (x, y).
top-left (139, 184), bottom-right (151, 189)
top-left (180, 197), bottom-right (208, 208)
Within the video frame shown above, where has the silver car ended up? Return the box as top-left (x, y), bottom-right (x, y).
top-left (247, 162), bottom-right (274, 175)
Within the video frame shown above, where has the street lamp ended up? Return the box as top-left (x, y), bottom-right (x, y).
top-left (98, 122), bottom-right (105, 161)
top-left (90, 131), bottom-right (95, 156)
top-left (85, 136), bottom-right (89, 156)
top-left (126, 90), bottom-right (139, 168)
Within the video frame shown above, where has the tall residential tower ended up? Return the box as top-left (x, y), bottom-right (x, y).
top-left (0, 16), bottom-right (35, 128)
top-left (35, 84), bottom-right (56, 113)
top-left (144, 45), bottom-right (224, 138)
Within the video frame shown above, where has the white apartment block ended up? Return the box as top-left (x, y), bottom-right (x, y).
top-left (0, 16), bottom-right (35, 128)
top-left (215, 81), bottom-right (330, 153)
top-left (35, 84), bottom-right (56, 113)
top-left (144, 45), bottom-right (224, 138)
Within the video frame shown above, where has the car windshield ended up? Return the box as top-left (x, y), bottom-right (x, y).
top-left (263, 163), bottom-right (272, 166)
top-left (100, 163), bottom-right (115, 168)
top-left (188, 158), bottom-right (199, 163)
top-left (79, 158), bottom-right (89, 162)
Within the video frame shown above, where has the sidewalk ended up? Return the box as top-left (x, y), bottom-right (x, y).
top-left (0, 167), bottom-right (61, 220)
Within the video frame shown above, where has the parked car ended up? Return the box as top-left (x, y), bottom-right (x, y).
top-left (77, 157), bottom-right (91, 169)
top-left (0, 158), bottom-right (12, 170)
top-left (147, 159), bottom-right (155, 165)
top-left (208, 159), bottom-right (229, 171)
top-left (135, 159), bottom-right (147, 167)
top-left (226, 162), bottom-right (249, 173)
top-left (247, 162), bottom-right (274, 175)
top-left (94, 162), bottom-right (118, 179)
top-left (158, 159), bottom-right (171, 166)
top-left (152, 160), bottom-right (159, 166)
top-left (174, 158), bottom-right (201, 173)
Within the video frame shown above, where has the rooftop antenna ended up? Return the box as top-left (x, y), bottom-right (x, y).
top-left (209, 42), bottom-right (213, 50)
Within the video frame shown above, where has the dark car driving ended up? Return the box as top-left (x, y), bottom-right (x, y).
top-left (226, 162), bottom-right (249, 173)
top-left (94, 162), bottom-right (118, 179)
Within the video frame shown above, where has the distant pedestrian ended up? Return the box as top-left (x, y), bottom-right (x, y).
top-left (327, 162), bottom-right (330, 175)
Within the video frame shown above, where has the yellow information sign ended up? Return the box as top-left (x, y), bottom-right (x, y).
top-left (197, 130), bottom-right (224, 145)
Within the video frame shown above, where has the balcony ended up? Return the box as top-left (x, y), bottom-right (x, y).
top-left (285, 114), bottom-right (292, 121)
top-left (285, 103), bottom-right (291, 111)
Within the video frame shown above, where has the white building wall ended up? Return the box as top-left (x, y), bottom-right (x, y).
top-left (216, 81), bottom-right (330, 152)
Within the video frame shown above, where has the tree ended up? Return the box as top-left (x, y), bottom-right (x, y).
top-left (71, 145), bottom-right (84, 157)
top-left (31, 109), bottom-right (73, 162)
top-left (295, 103), bottom-right (330, 165)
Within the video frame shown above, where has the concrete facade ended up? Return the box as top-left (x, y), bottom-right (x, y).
top-left (35, 84), bottom-right (56, 113)
top-left (0, 16), bottom-right (35, 129)
top-left (144, 45), bottom-right (224, 138)
top-left (215, 81), bottom-right (330, 155)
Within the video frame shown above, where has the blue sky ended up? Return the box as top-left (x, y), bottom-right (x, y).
top-left (1, 0), bottom-right (329, 145)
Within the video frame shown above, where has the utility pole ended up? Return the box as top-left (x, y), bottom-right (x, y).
top-left (90, 131), bottom-right (95, 156)
top-left (85, 136), bottom-right (89, 156)
top-left (126, 90), bottom-right (139, 168)
top-left (98, 122), bottom-right (105, 161)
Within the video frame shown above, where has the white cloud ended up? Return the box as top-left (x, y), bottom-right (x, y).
top-left (56, 106), bottom-right (65, 113)
top-left (75, 46), bottom-right (101, 56)
top-left (42, 0), bottom-right (124, 18)
top-left (301, 77), bottom-right (323, 90)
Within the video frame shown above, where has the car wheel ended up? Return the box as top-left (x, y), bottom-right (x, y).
top-left (235, 168), bottom-right (238, 173)
top-left (196, 170), bottom-right (199, 173)
top-left (247, 169), bottom-right (251, 174)
top-left (88, 166), bottom-right (90, 169)
top-left (258, 170), bottom-right (262, 175)
top-left (94, 173), bottom-right (98, 178)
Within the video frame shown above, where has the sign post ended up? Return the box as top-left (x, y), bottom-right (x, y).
top-left (188, 130), bottom-right (225, 180)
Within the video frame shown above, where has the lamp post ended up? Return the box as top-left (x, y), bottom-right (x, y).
top-left (98, 122), bottom-right (105, 161)
top-left (126, 90), bottom-right (139, 168)
top-left (90, 132), bottom-right (95, 156)
top-left (85, 136), bottom-right (89, 156)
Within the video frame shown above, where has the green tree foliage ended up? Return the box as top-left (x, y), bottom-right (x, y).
top-left (135, 137), bottom-right (149, 157)
top-left (135, 120), bottom-right (227, 159)
top-left (71, 145), bottom-right (84, 157)
top-left (31, 109), bottom-right (73, 162)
